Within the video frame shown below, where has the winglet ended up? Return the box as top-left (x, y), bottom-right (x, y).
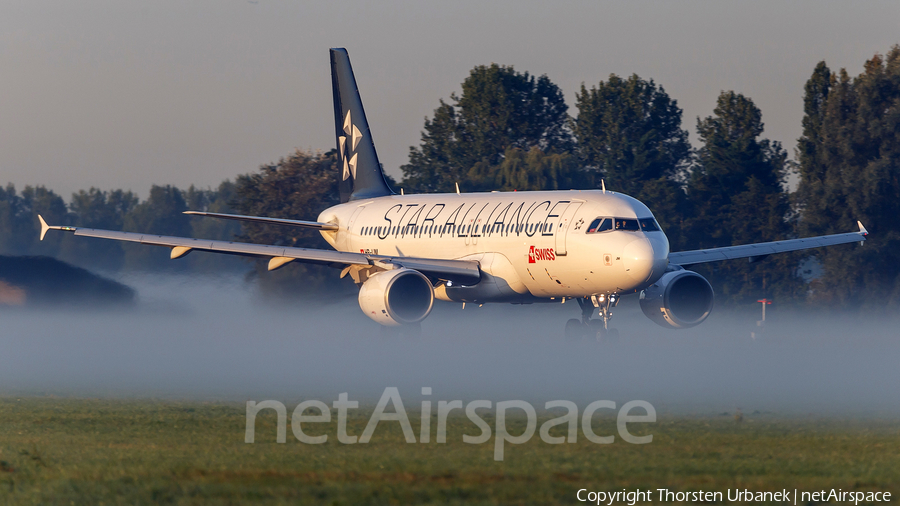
top-left (39, 215), bottom-right (50, 241)
top-left (38, 215), bottom-right (76, 240)
top-left (857, 221), bottom-right (868, 236)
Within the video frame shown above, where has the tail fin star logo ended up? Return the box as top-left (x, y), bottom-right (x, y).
top-left (340, 110), bottom-right (363, 181)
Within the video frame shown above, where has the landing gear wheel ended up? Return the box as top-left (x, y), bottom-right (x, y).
top-left (587, 319), bottom-right (606, 341)
top-left (569, 294), bottom-right (622, 343)
top-left (565, 319), bottom-right (584, 341)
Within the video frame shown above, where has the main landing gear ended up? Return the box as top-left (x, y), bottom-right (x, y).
top-left (565, 294), bottom-right (620, 341)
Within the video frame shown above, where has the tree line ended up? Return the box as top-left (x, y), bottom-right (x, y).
top-left (2, 46), bottom-right (898, 306)
top-left (400, 46), bottom-right (900, 307)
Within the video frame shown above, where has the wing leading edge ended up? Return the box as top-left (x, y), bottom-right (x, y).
top-left (182, 211), bottom-right (339, 231)
top-left (668, 222), bottom-right (868, 266)
top-left (37, 216), bottom-right (481, 284)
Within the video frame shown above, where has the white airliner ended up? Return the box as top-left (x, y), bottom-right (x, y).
top-left (40, 48), bottom-right (869, 338)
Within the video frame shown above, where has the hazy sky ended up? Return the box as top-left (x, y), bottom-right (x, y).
top-left (2, 0), bottom-right (898, 199)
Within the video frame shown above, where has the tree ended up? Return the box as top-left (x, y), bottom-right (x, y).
top-left (686, 91), bottom-right (800, 303)
top-left (61, 188), bottom-right (138, 270)
top-left (794, 62), bottom-right (833, 236)
top-left (401, 64), bottom-right (573, 193)
top-left (466, 146), bottom-right (586, 192)
top-left (121, 185), bottom-right (191, 270)
top-left (21, 186), bottom-right (70, 257)
top-left (69, 188), bottom-right (138, 230)
top-left (0, 184), bottom-right (33, 256)
top-left (0, 185), bottom-right (69, 256)
top-left (233, 151), bottom-right (339, 247)
top-left (232, 149), bottom-right (350, 298)
top-left (573, 75), bottom-right (691, 246)
top-left (183, 181), bottom-right (245, 272)
top-left (795, 47), bottom-right (900, 306)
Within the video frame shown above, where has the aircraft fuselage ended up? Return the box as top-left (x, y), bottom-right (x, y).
top-left (318, 189), bottom-right (670, 303)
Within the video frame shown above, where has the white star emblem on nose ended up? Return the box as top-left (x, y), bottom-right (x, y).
top-left (340, 110), bottom-right (362, 181)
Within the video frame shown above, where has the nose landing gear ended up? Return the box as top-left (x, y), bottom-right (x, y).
top-left (565, 294), bottom-right (620, 341)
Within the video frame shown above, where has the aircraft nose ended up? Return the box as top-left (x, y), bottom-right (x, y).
top-left (623, 238), bottom-right (663, 283)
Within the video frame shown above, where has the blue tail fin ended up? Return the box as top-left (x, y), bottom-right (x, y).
top-left (330, 48), bottom-right (394, 203)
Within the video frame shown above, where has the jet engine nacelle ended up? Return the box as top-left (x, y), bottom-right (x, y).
top-left (358, 268), bottom-right (434, 326)
top-left (639, 269), bottom-right (714, 329)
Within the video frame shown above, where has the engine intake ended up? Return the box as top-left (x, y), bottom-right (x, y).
top-left (639, 269), bottom-right (714, 329)
top-left (358, 268), bottom-right (434, 326)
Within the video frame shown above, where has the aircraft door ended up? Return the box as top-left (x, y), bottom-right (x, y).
top-left (555, 201), bottom-right (583, 256)
top-left (340, 205), bottom-right (366, 250)
top-left (348, 206), bottom-right (365, 234)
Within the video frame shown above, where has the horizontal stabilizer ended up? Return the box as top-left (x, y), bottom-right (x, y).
top-left (183, 211), bottom-right (338, 231)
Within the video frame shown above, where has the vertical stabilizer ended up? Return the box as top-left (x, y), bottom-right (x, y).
top-left (330, 48), bottom-right (394, 203)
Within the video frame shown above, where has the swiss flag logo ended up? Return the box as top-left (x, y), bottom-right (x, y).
top-left (528, 246), bottom-right (555, 263)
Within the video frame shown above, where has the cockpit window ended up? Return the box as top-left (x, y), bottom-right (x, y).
top-left (586, 218), bottom-right (612, 234)
top-left (588, 217), bottom-right (652, 233)
top-left (614, 218), bottom-right (640, 231)
top-left (639, 218), bottom-right (661, 232)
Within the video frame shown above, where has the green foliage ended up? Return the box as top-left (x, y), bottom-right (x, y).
top-left (466, 146), bottom-right (587, 192)
top-left (0, 184), bottom-right (68, 257)
top-left (573, 75), bottom-right (691, 247)
top-left (69, 188), bottom-right (138, 229)
top-left (402, 64), bottom-right (573, 193)
top-left (795, 46), bottom-right (900, 307)
top-left (182, 181), bottom-right (245, 272)
top-left (1, 397), bottom-right (899, 505)
top-left (232, 149), bottom-right (352, 298)
top-left (0, 185), bottom-right (25, 255)
top-left (123, 185), bottom-right (191, 237)
top-left (120, 185), bottom-right (192, 271)
top-left (686, 91), bottom-right (801, 303)
top-left (233, 150), bottom-right (339, 246)
top-left (60, 188), bottom-right (138, 271)
top-left (32, 184), bottom-right (247, 274)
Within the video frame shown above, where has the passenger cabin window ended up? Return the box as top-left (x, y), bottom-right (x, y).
top-left (639, 218), bottom-right (660, 232)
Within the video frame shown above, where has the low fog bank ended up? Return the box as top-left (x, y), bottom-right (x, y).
top-left (1, 273), bottom-right (897, 417)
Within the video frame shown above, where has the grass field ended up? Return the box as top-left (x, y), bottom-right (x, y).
top-left (0, 397), bottom-right (898, 505)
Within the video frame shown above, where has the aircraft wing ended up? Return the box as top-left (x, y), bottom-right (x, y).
top-left (38, 216), bottom-right (481, 284)
top-left (369, 256), bottom-right (481, 283)
top-left (668, 222), bottom-right (868, 267)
